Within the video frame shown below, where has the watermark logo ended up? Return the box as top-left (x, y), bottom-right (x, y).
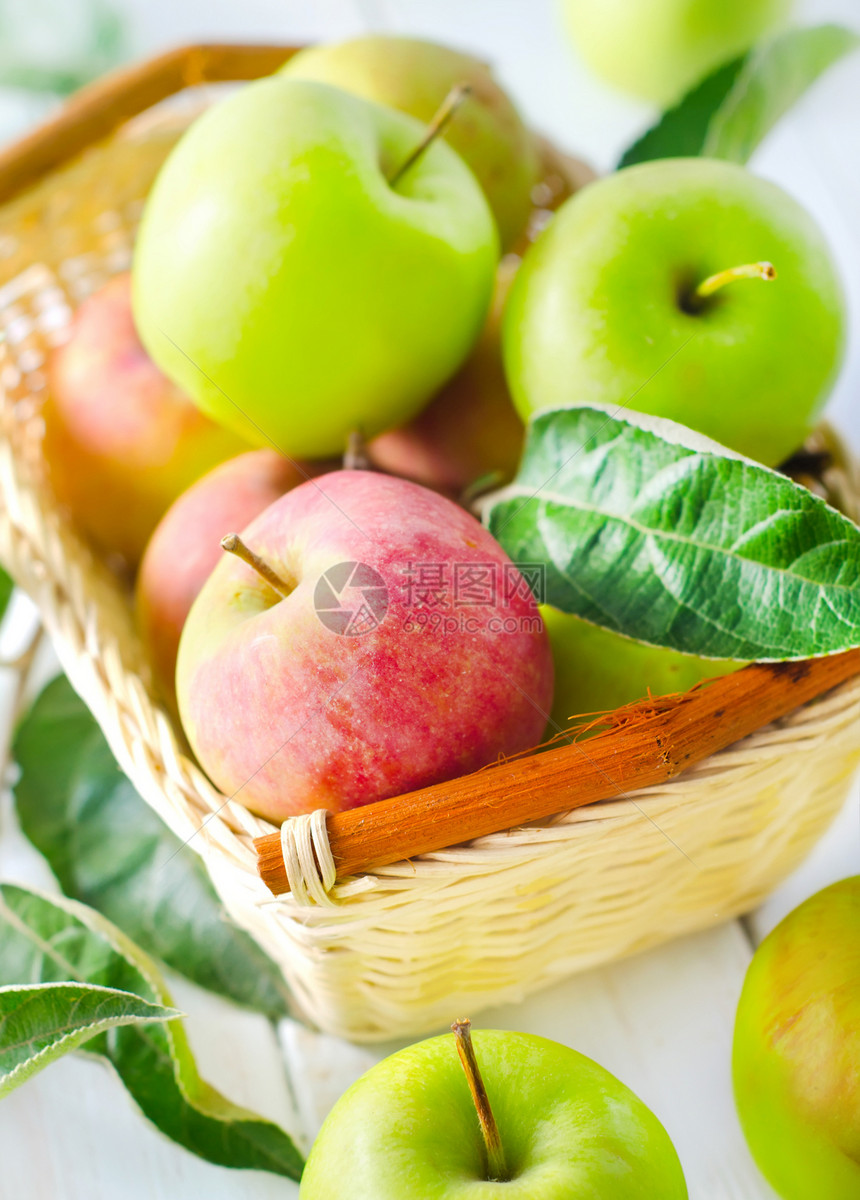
top-left (314, 561), bottom-right (389, 637)
top-left (402, 561), bottom-right (545, 611)
top-left (314, 560), bottom-right (545, 637)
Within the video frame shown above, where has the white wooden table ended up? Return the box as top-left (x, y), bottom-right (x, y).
top-left (0, 1), bottom-right (858, 1196)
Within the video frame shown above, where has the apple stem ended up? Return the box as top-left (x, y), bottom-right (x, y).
top-left (388, 83), bottom-right (472, 189)
top-left (220, 533), bottom-right (296, 597)
top-left (451, 1018), bottom-right (509, 1183)
top-left (343, 429), bottom-right (372, 471)
top-left (692, 260), bottom-right (777, 304)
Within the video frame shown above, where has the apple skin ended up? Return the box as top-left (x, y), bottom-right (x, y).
top-left (176, 470), bottom-right (553, 821)
top-left (562, 0), bottom-right (790, 107)
top-left (542, 606), bottom-right (741, 732)
top-left (299, 1029), bottom-right (688, 1198)
top-left (136, 449), bottom-right (327, 706)
top-left (133, 78), bottom-right (498, 460)
top-left (42, 273), bottom-right (247, 566)
top-left (504, 159), bottom-right (845, 467)
top-left (368, 150), bottom-right (598, 496)
top-left (733, 876), bottom-right (860, 1199)
top-left (369, 256), bottom-right (524, 494)
top-left (282, 35), bottom-right (540, 250)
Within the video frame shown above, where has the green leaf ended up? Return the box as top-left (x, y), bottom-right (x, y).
top-left (704, 24), bottom-right (860, 164)
top-left (0, 981), bottom-right (178, 1098)
top-left (0, 885), bottom-right (304, 1180)
top-left (0, 0), bottom-right (126, 96)
top-left (0, 566), bottom-right (12, 625)
top-left (618, 56), bottom-right (745, 168)
top-left (485, 405), bottom-right (860, 661)
top-left (618, 24), bottom-right (859, 169)
top-left (13, 675), bottom-right (292, 1020)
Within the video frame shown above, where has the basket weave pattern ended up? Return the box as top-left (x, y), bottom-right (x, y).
top-left (1, 92), bottom-right (859, 1042)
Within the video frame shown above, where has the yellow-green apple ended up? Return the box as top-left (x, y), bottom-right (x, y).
top-left (176, 470), bottom-right (553, 821)
top-left (133, 78), bottom-right (498, 460)
top-left (282, 35), bottom-right (540, 250)
top-left (368, 150), bottom-right (598, 496)
top-left (543, 607), bottom-right (741, 731)
top-left (42, 274), bottom-right (247, 566)
top-left (299, 1023), bottom-right (688, 1198)
top-left (733, 876), bottom-right (860, 1199)
top-left (136, 449), bottom-right (324, 706)
top-left (561, 0), bottom-right (790, 106)
top-left (504, 159), bottom-right (845, 467)
top-left (369, 257), bottom-right (524, 494)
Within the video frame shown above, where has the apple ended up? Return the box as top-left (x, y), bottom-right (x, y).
top-left (133, 78), bottom-right (498, 461)
top-left (561, 0), bottom-right (790, 107)
top-left (368, 149), bottom-right (598, 497)
top-left (369, 257), bottom-right (524, 495)
top-left (136, 449), bottom-right (326, 706)
top-left (504, 158), bottom-right (845, 467)
top-left (282, 35), bottom-right (540, 250)
top-left (299, 1021), bottom-right (688, 1197)
top-left (176, 470), bottom-right (553, 821)
top-left (542, 607), bottom-right (741, 732)
top-left (733, 876), bottom-right (860, 1199)
top-left (42, 273), bottom-right (247, 566)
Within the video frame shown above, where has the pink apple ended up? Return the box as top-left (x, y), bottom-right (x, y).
top-left (176, 470), bottom-right (553, 820)
top-left (136, 449), bottom-right (324, 706)
top-left (43, 273), bottom-right (248, 566)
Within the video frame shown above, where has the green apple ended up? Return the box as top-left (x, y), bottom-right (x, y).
top-left (561, 0), bottom-right (790, 107)
top-left (542, 606), bottom-right (740, 732)
top-left (282, 36), bottom-right (540, 250)
top-left (300, 1025), bottom-right (688, 1198)
top-left (369, 256), bottom-right (525, 494)
top-left (504, 158), bottom-right (845, 467)
top-left (733, 877), bottom-right (860, 1199)
top-left (133, 78), bottom-right (498, 460)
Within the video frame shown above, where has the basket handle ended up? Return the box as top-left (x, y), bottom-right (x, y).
top-left (0, 43), bottom-right (299, 205)
top-left (256, 648), bottom-right (860, 897)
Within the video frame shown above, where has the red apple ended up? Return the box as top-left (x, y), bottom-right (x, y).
top-left (136, 449), bottom-right (322, 705)
top-left (176, 470), bottom-right (553, 820)
top-left (42, 273), bottom-right (248, 566)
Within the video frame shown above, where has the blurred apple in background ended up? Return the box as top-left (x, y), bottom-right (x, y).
top-left (176, 470), bottom-right (552, 821)
top-left (733, 876), bottom-right (860, 1199)
top-left (542, 606), bottom-right (741, 733)
top-left (133, 78), bottom-right (498, 460)
top-left (282, 35), bottom-right (541, 250)
top-left (42, 274), bottom-right (247, 567)
top-left (369, 256), bottom-right (524, 495)
top-left (504, 158), bottom-right (845, 467)
top-left (561, 0), bottom-right (791, 107)
top-left (299, 1025), bottom-right (688, 1198)
top-left (136, 449), bottom-right (327, 706)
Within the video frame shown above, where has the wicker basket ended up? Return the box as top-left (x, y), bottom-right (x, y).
top-left (0, 46), bottom-right (858, 1043)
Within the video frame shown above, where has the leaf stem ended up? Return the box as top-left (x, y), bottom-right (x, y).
top-left (451, 1018), bottom-right (508, 1183)
top-left (220, 534), bottom-right (296, 597)
top-left (388, 84), bottom-right (471, 188)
